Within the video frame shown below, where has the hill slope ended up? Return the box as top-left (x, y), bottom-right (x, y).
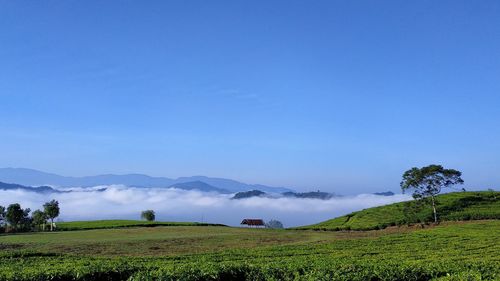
top-left (299, 191), bottom-right (500, 231)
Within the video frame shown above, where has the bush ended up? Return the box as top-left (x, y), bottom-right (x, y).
top-left (265, 220), bottom-right (284, 229)
top-left (141, 210), bottom-right (155, 221)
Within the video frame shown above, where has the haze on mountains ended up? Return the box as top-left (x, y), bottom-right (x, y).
top-left (0, 168), bottom-right (412, 227)
top-left (0, 168), bottom-right (292, 193)
top-left (0, 183), bottom-right (410, 227)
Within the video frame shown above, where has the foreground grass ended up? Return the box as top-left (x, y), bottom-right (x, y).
top-left (56, 220), bottom-right (225, 231)
top-left (0, 220), bottom-right (499, 280)
top-left (299, 191), bottom-right (500, 231)
top-left (0, 226), bottom-right (326, 256)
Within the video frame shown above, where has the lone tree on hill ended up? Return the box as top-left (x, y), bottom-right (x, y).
top-left (6, 203), bottom-right (31, 231)
top-left (141, 210), bottom-right (155, 221)
top-left (43, 200), bottom-right (60, 231)
top-left (401, 164), bottom-right (464, 223)
top-left (32, 209), bottom-right (48, 231)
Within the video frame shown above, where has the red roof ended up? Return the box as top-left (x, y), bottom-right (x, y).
top-left (241, 219), bottom-right (264, 226)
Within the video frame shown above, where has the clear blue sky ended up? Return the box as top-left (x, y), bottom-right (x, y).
top-left (1, 1), bottom-right (499, 193)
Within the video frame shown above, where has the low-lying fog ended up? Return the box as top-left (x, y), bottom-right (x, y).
top-left (0, 186), bottom-right (411, 227)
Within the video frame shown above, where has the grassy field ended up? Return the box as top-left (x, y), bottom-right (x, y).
top-left (299, 191), bottom-right (500, 231)
top-left (56, 220), bottom-right (226, 231)
top-left (0, 220), bottom-right (499, 280)
top-left (1, 191), bottom-right (498, 280)
top-left (0, 226), bottom-right (326, 256)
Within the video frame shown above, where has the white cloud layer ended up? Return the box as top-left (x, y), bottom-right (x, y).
top-left (0, 186), bottom-right (412, 227)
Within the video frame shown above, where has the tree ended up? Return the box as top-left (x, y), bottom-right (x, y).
top-left (6, 203), bottom-right (31, 231)
top-left (401, 164), bottom-right (464, 223)
top-left (141, 210), bottom-right (155, 221)
top-left (265, 220), bottom-right (284, 229)
top-left (32, 210), bottom-right (47, 231)
top-left (0, 205), bottom-right (5, 232)
top-left (0, 205), bottom-right (5, 224)
top-left (43, 200), bottom-right (60, 231)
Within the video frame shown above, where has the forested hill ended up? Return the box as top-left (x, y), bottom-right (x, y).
top-left (0, 181), bottom-right (59, 193)
top-left (298, 191), bottom-right (500, 231)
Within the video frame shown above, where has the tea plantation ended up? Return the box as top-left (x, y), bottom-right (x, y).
top-left (0, 191), bottom-right (498, 280)
top-left (299, 191), bottom-right (500, 231)
top-left (56, 220), bottom-right (226, 231)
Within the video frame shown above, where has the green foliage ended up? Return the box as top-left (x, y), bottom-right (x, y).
top-left (43, 199), bottom-right (59, 231)
top-left (141, 210), bottom-right (155, 221)
top-left (0, 221), bottom-right (498, 280)
top-left (401, 165), bottom-right (464, 222)
top-left (400, 165), bottom-right (464, 197)
top-left (31, 210), bottom-right (47, 231)
top-left (5, 203), bottom-right (31, 231)
top-left (0, 201), bottom-right (57, 233)
top-left (300, 191), bottom-right (500, 231)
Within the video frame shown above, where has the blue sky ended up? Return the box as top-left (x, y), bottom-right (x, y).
top-left (1, 1), bottom-right (499, 194)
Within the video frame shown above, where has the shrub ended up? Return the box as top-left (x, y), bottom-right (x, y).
top-left (141, 210), bottom-right (156, 221)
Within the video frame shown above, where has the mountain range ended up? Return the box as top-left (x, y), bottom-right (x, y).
top-left (0, 168), bottom-right (293, 193)
top-left (231, 190), bottom-right (397, 200)
top-left (0, 181), bottom-right (60, 193)
top-left (168, 181), bottom-right (229, 193)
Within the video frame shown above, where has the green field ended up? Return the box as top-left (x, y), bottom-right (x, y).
top-left (1, 191), bottom-right (499, 280)
top-left (0, 225), bottom-right (326, 257)
top-left (1, 220), bottom-right (499, 280)
top-left (56, 220), bottom-right (226, 231)
top-left (299, 191), bottom-right (500, 231)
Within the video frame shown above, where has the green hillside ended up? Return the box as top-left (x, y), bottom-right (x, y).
top-left (299, 191), bottom-right (500, 231)
top-left (57, 220), bottom-right (225, 231)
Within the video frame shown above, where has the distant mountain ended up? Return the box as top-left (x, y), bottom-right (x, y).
top-left (373, 191), bottom-right (395, 196)
top-left (0, 168), bottom-right (174, 187)
top-left (168, 181), bottom-right (229, 193)
top-left (282, 191), bottom-right (335, 200)
top-left (0, 181), bottom-right (60, 193)
top-left (174, 176), bottom-right (292, 193)
top-left (232, 190), bottom-right (267, 199)
top-left (0, 168), bottom-right (294, 193)
top-left (232, 190), bottom-right (338, 200)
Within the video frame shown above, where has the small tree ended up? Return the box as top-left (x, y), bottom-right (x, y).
top-left (141, 210), bottom-right (155, 221)
top-left (401, 164), bottom-right (464, 223)
top-left (265, 220), bottom-right (284, 229)
top-left (43, 200), bottom-right (60, 231)
top-left (32, 210), bottom-right (48, 231)
top-left (6, 203), bottom-right (31, 231)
